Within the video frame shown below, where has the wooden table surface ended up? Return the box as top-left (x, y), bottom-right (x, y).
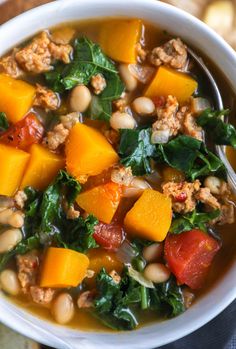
top-left (0, 0), bottom-right (53, 24)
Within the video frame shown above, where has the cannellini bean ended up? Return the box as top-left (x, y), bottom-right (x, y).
top-left (0, 269), bottom-right (20, 295)
top-left (132, 97), bottom-right (155, 116)
top-left (122, 178), bottom-right (150, 198)
top-left (51, 293), bottom-right (75, 325)
top-left (0, 229), bottom-right (22, 253)
top-left (69, 85), bottom-right (92, 113)
top-left (143, 243), bottom-right (163, 262)
top-left (204, 176), bottom-right (221, 195)
top-left (144, 263), bottom-right (171, 283)
top-left (0, 209), bottom-right (14, 225)
top-left (119, 64), bottom-right (138, 91)
top-left (8, 211), bottom-right (24, 228)
top-left (110, 111), bottom-right (136, 130)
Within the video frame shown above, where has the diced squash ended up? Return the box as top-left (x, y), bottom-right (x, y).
top-left (0, 144), bottom-right (30, 196)
top-left (0, 74), bottom-right (36, 123)
top-left (20, 144), bottom-right (65, 190)
top-left (124, 189), bottom-right (172, 242)
top-left (86, 248), bottom-right (123, 287)
top-left (66, 123), bottom-right (119, 182)
top-left (144, 66), bottom-right (198, 103)
top-left (76, 182), bottom-right (121, 224)
top-left (99, 19), bottom-right (142, 63)
top-left (40, 247), bottom-right (89, 288)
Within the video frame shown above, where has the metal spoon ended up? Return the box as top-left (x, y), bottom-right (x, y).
top-left (187, 47), bottom-right (223, 110)
top-left (188, 48), bottom-right (236, 191)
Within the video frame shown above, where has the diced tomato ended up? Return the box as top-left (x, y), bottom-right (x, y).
top-left (93, 222), bottom-right (125, 250)
top-left (151, 96), bottom-right (165, 108)
top-left (0, 112), bottom-right (44, 150)
top-left (164, 229), bottom-right (221, 289)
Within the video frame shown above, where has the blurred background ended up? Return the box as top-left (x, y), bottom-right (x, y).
top-left (0, 0), bottom-right (235, 348)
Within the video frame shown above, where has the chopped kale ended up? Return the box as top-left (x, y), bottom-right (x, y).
top-left (197, 108), bottom-right (236, 148)
top-left (0, 112), bottom-right (9, 131)
top-left (119, 128), bottom-right (156, 175)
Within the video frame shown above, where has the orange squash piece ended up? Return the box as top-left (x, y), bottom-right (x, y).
top-left (76, 182), bottom-right (121, 224)
top-left (20, 144), bottom-right (65, 190)
top-left (144, 66), bottom-right (198, 103)
top-left (86, 248), bottom-right (123, 287)
top-left (99, 19), bottom-right (142, 63)
top-left (124, 189), bottom-right (172, 242)
top-left (40, 247), bottom-right (89, 288)
top-left (0, 144), bottom-right (30, 196)
top-left (66, 123), bottom-right (119, 183)
top-left (0, 74), bottom-right (36, 123)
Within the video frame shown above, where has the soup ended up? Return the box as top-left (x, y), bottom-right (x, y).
top-left (0, 18), bottom-right (235, 331)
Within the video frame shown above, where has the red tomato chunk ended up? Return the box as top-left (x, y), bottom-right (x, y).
top-left (164, 229), bottom-right (221, 289)
top-left (0, 112), bottom-right (44, 150)
top-left (93, 222), bottom-right (125, 250)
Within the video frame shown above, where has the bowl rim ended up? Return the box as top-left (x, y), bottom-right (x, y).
top-left (0, 0), bottom-right (236, 348)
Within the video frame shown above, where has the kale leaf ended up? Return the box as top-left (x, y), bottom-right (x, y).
top-left (45, 37), bottom-right (124, 121)
top-left (93, 268), bottom-right (140, 330)
top-left (56, 214), bottom-right (98, 252)
top-left (155, 276), bottom-right (185, 317)
top-left (155, 135), bottom-right (225, 180)
top-left (93, 268), bottom-right (185, 331)
top-left (119, 128), bottom-right (156, 175)
top-left (170, 209), bottom-right (221, 234)
top-left (0, 112), bottom-right (9, 131)
top-left (197, 108), bottom-right (236, 148)
top-left (0, 235), bottom-right (40, 271)
top-left (0, 171), bottom-right (96, 270)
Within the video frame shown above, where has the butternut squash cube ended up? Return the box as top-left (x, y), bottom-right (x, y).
top-left (0, 144), bottom-right (30, 196)
top-left (124, 189), bottom-right (172, 242)
top-left (144, 66), bottom-right (198, 103)
top-left (99, 19), bottom-right (142, 63)
top-left (76, 182), bottom-right (121, 224)
top-left (20, 144), bottom-right (65, 190)
top-left (0, 74), bottom-right (36, 123)
top-left (66, 123), bottom-right (119, 182)
top-left (40, 247), bottom-right (89, 288)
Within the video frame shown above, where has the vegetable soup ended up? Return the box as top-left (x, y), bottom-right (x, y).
top-left (0, 18), bottom-right (235, 331)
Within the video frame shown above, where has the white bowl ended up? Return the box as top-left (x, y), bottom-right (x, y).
top-left (0, 0), bottom-right (236, 348)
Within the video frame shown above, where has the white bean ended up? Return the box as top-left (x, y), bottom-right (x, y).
top-left (0, 229), bottom-right (22, 253)
top-left (132, 97), bottom-right (155, 116)
top-left (0, 209), bottom-right (14, 225)
top-left (144, 263), bottom-right (170, 283)
top-left (143, 243), bottom-right (163, 262)
top-left (119, 64), bottom-right (138, 92)
top-left (51, 293), bottom-right (75, 325)
top-left (110, 111), bottom-right (136, 130)
top-left (204, 176), bottom-right (221, 195)
top-left (8, 211), bottom-right (24, 228)
top-left (0, 269), bottom-right (20, 295)
top-left (70, 85), bottom-right (92, 113)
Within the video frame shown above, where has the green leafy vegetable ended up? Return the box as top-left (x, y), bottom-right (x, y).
top-left (197, 108), bottom-right (236, 148)
top-left (45, 37), bottom-right (124, 121)
top-left (93, 267), bottom-right (185, 330)
top-left (119, 128), bottom-right (156, 175)
top-left (155, 135), bottom-right (225, 180)
top-left (0, 112), bottom-right (9, 131)
top-left (0, 235), bottom-right (40, 271)
top-left (0, 171), bottom-right (95, 270)
top-left (155, 276), bottom-right (185, 317)
top-left (170, 209), bottom-right (221, 234)
top-left (56, 214), bottom-right (98, 252)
